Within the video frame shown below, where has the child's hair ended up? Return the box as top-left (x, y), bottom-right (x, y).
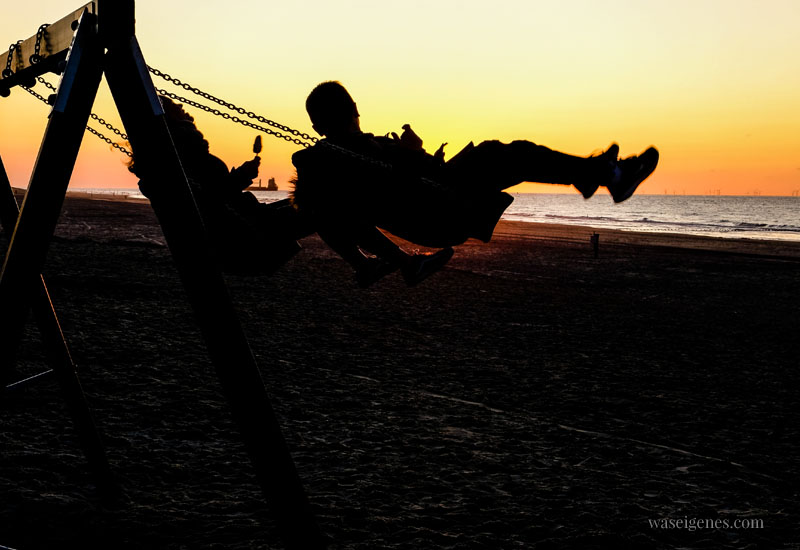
top-left (305, 81), bottom-right (356, 136)
top-left (126, 95), bottom-right (203, 175)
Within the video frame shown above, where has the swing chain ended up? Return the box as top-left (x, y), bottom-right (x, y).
top-left (34, 76), bottom-right (129, 141)
top-left (147, 66), bottom-right (318, 146)
top-left (36, 75), bottom-right (56, 91)
top-left (21, 81), bottom-right (132, 157)
top-left (85, 126), bottom-right (133, 157)
top-left (148, 69), bottom-right (444, 188)
top-left (154, 88), bottom-right (312, 147)
top-left (16, 60), bottom-right (426, 173)
top-left (149, 78), bottom-right (445, 189)
top-left (30, 24), bottom-right (50, 65)
top-left (19, 83), bottom-right (48, 104)
top-left (89, 114), bottom-right (129, 141)
top-left (3, 41), bottom-right (22, 79)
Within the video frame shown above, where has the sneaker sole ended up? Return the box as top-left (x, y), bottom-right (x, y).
top-left (579, 143), bottom-right (619, 199)
top-left (613, 147), bottom-right (659, 203)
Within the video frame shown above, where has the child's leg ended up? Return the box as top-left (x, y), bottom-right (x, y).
top-left (316, 225), bottom-right (372, 270)
top-left (356, 226), bottom-right (409, 266)
top-left (448, 140), bottom-right (617, 197)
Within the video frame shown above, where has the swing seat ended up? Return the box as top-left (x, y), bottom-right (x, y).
top-left (292, 138), bottom-right (514, 250)
top-left (376, 189), bottom-right (514, 248)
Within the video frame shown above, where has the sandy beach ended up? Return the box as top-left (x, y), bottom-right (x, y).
top-left (2, 194), bottom-right (799, 549)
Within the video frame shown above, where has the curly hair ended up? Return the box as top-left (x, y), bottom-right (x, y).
top-left (125, 95), bottom-right (204, 176)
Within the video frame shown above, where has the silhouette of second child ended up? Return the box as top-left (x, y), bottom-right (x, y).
top-left (291, 81), bottom-right (659, 287)
top-left (129, 96), bottom-right (312, 274)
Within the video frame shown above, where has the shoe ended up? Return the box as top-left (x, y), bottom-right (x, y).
top-left (402, 247), bottom-right (454, 286)
top-left (575, 143), bottom-right (619, 199)
top-left (608, 147), bottom-right (659, 203)
top-left (355, 257), bottom-right (400, 288)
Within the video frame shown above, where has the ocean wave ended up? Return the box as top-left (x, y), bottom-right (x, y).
top-left (737, 222), bottom-right (768, 228)
top-left (525, 213), bottom-right (800, 234)
top-left (503, 209), bottom-right (800, 241)
top-left (731, 223), bottom-right (800, 233)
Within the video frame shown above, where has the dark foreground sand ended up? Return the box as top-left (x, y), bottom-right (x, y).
top-left (2, 194), bottom-right (799, 549)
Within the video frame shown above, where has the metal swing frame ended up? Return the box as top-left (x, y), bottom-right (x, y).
top-left (0, 2), bottom-right (324, 548)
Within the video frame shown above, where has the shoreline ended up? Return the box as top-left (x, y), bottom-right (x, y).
top-left (9, 187), bottom-right (799, 255)
top-left (56, 189), bottom-right (800, 258)
top-left (491, 219), bottom-right (800, 259)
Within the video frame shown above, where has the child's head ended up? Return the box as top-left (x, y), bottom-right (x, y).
top-left (160, 95), bottom-right (209, 159)
top-left (127, 96), bottom-right (208, 176)
top-left (305, 81), bottom-right (359, 137)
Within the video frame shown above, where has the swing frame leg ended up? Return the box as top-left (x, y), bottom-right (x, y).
top-left (103, 33), bottom-right (325, 550)
top-left (0, 10), bottom-right (103, 370)
top-left (0, 13), bottom-right (116, 498)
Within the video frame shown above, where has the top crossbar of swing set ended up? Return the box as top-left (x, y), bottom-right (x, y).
top-left (0, 3), bottom-right (95, 96)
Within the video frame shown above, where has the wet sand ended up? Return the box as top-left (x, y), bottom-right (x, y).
top-left (2, 194), bottom-right (799, 549)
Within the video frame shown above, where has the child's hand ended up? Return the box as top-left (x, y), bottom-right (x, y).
top-left (433, 143), bottom-right (447, 161)
top-left (236, 157), bottom-right (261, 180)
top-left (390, 124), bottom-right (424, 151)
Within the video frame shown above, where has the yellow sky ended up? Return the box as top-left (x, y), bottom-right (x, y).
top-left (1, 0), bottom-right (799, 195)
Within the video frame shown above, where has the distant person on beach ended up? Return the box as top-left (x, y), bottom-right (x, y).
top-left (129, 96), bottom-right (312, 273)
top-left (291, 81), bottom-right (659, 287)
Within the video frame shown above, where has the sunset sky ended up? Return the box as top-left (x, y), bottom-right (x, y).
top-left (1, 0), bottom-right (798, 196)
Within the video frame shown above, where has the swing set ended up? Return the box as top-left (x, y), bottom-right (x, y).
top-left (1, 2), bottom-right (326, 548)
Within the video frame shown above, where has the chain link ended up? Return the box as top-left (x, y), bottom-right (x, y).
top-left (3, 41), bottom-right (21, 78)
top-left (85, 126), bottom-right (133, 157)
top-left (89, 113), bottom-right (128, 140)
top-left (36, 75), bottom-right (56, 91)
top-left (30, 24), bottom-right (50, 65)
top-left (19, 83), bottom-right (48, 103)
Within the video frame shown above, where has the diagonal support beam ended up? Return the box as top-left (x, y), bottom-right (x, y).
top-left (104, 35), bottom-right (325, 550)
top-left (1, 156), bottom-right (116, 498)
top-left (0, 10), bottom-right (103, 374)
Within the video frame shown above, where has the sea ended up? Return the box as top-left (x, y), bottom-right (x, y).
top-left (69, 188), bottom-right (800, 243)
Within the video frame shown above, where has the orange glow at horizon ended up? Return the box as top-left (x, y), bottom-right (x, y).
top-left (1, 0), bottom-right (799, 196)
